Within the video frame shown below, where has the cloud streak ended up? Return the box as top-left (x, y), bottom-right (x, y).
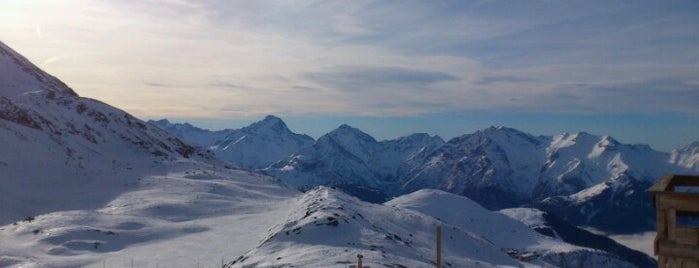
top-left (304, 66), bottom-right (458, 92)
top-left (0, 0), bottom-right (697, 119)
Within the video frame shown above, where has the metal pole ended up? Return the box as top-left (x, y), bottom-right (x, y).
top-left (436, 225), bottom-right (442, 268)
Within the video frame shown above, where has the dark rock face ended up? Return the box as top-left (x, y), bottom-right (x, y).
top-left (534, 175), bottom-right (656, 234)
top-left (533, 212), bottom-right (656, 268)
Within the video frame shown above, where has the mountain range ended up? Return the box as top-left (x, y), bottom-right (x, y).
top-left (0, 39), bottom-right (677, 267)
top-left (151, 115), bottom-right (698, 234)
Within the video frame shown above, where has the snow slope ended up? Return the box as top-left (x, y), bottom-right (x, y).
top-left (0, 40), bottom-right (199, 226)
top-left (0, 39), bottom-right (298, 267)
top-left (228, 187), bottom-right (635, 268)
top-left (500, 208), bottom-right (656, 267)
top-left (0, 161), bottom-right (299, 267)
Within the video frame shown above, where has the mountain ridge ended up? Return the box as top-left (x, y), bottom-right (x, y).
top-left (156, 115), bottom-right (698, 233)
top-left (0, 40), bottom-right (203, 225)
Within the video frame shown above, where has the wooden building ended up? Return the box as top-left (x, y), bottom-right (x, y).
top-left (648, 174), bottom-right (699, 268)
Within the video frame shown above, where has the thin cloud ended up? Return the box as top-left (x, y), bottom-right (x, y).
top-left (208, 81), bottom-right (247, 90)
top-left (145, 82), bottom-right (177, 88)
top-left (305, 66), bottom-right (459, 92)
top-left (1, 0), bottom-right (697, 119)
top-left (474, 75), bottom-right (535, 85)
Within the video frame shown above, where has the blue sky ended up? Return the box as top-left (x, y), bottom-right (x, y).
top-left (1, 0), bottom-right (698, 151)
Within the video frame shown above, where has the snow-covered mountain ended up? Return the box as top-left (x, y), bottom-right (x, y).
top-left (670, 141), bottom-right (699, 172)
top-left (399, 128), bottom-right (674, 210)
top-left (262, 125), bottom-right (690, 233)
top-left (399, 126), bottom-right (549, 209)
top-left (266, 125), bottom-right (444, 202)
top-left (0, 40), bottom-right (203, 226)
top-left (148, 119), bottom-right (236, 147)
top-left (0, 40), bottom-right (297, 267)
top-left (150, 115), bottom-right (314, 169)
top-left (396, 128), bottom-right (677, 232)
top-left (500, 208), bottom-right (655, 268)
top-left (211, 115), bottom-right (315, 169)
top-left (157, 114), bottom-right (695, 233)
top-left (228, 187), bottom-right (639, 267)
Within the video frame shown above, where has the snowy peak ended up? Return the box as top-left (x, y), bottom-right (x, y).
top-left (244, 115), bottom-right (291, 135)
top-left (393, 132), bottom-right (443, 144)
top-left (324, 124), bottom-right (377, 145)
top-left (231, 187), bottom-right (635, 267)
top-left (268, 127), bottom-right (445, 202)
top-left (546, 131), bottom-right (669, 181)
top-left (148, 119), bottom-right (235, 147)
top-left (313, 124), bottom-right (378, 161)
top-left (150, 119), bottom-right (204, 133)
top-left (478, 125), bottom-right (546, 145)
top-left (398, 126), bottom-right (549, 208)
top-left (549, 132), bottom-right (602, 151)
top-left (151, 115), bottom-right (315, 169)
top-left (386, 189), bottom-right (489, 217)
top-left (0, 40), bottom-right (77, 99)
top-left (212, 116), bottom-right (314, 169)
top-left (670, 141), bottom-right (699, 171)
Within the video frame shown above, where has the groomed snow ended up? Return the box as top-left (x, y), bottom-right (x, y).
top-left (0, 161), bottom-right (299, 267)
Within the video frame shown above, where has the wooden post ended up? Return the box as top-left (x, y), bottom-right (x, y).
top-left (667, 208), bottom-right (677, 240)
top-left (436, 225), bottom-right (442, 268)
top-left (648, 175), bottom-right (699, 266)
top-left (357, 253), bottom-right (363, 268)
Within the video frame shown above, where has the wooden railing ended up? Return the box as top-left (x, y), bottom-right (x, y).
top-left (648, 174), bottom-right (699, 268)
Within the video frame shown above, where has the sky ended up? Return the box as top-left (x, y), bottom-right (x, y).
top-left (1, 0), bottom-right (698, 151)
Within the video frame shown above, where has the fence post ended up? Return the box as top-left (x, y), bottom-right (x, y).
top-left (436, 225), bottom-right (442, 268)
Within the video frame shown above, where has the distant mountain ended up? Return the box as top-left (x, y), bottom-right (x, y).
top-left (399, 126), bottom-right (548, 209)
top-left (210, 115), bottom-right (315, 169)
top-left (148, 119), bottom-right (235, 147)
top-left (228, 187), bottom-right (638, 267)
top-left (266, 125), bottom-right (444, 202)
top-left (0, 40), bottom-right (202, 225)
top-left (162, 116), bottom-right (695, 234)
top-left (398, 128), bottom-right (673, 233)
top-left (400, 128), bottom-right (672, 210)
top-left (150, 115), bottom-right (314, 169)
top-left (670, 141), bottom-right (699, 172)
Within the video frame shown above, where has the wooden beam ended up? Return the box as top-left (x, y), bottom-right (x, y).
top-left (668, 209), bottom-right (677, 241)
top-left (674, 227), bottom-right (699, 246)
top-left (669, 175), bottom-right (699, 187)
top-left (658, 240), bottom-right (699, 260)
top-left (655, 194), bottom-right (699, 212)
top-left (657, 209), bottom-right (667, 239)
top-left (648, 174), bottom-right (677, 194)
